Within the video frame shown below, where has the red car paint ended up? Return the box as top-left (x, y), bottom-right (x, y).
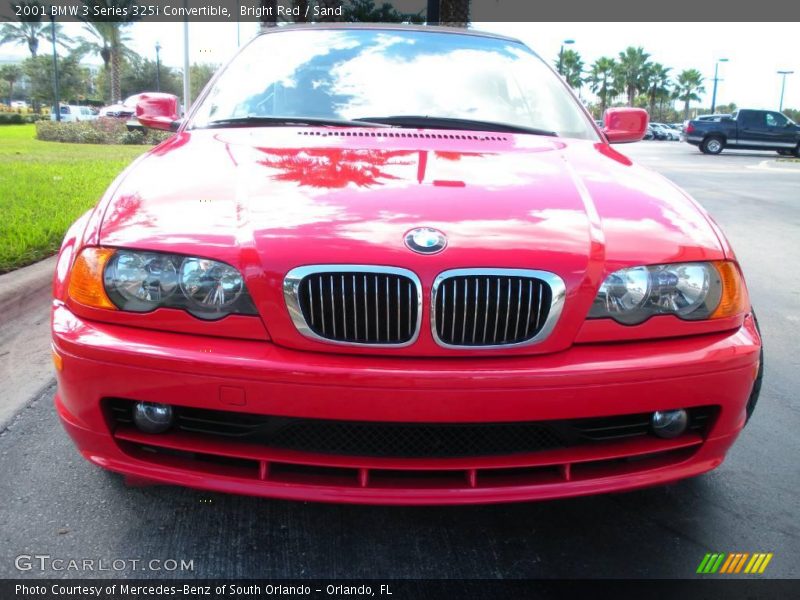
top-left (52, 26), bottom-right (760, 505)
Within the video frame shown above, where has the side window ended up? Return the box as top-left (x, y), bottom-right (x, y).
top-left (740, 111), bottom-right (770, 128)
top-left (767, 112), bottom-right (788, 127)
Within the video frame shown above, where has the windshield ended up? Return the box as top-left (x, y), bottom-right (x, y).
top-left (188, 28), bottom-right (598, 140)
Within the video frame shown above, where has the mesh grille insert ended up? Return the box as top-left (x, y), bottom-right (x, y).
top-left (108, 400), bottom-right (716, 460)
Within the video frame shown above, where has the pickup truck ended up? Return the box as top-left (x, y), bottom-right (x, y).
top-left (684, 108), bottom-right (800, 156)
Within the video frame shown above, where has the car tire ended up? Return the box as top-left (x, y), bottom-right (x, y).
top-left (701, 136), bottom-right (724, 155)
top-left (777, 150), bottom-right (791, 156)
top-left (792, 144), bottom-right (800, 158)
top-left (746, 310), bottom-right (764, 424)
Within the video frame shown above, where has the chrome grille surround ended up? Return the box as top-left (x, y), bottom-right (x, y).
top-left (430, 269), bottom-right (566, 349)
top-left (284, 265), bottom-right (423, 348)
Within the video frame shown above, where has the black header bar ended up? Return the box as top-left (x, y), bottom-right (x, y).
top-left (2, 0), bottom-right (800, 23)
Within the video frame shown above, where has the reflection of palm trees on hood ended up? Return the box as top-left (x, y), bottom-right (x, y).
top-left (102, 194), bottom-right (155, 233)
top-left (256, 148), bottom-right (416, 188)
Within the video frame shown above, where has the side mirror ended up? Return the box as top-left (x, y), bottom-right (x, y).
top-left (136, 93), bottom-right (180, 131)
top-left (602, 107), bottom-right (649, 144)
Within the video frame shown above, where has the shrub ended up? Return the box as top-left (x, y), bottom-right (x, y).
top-left (119, 129), bottom-right (145, 145)
top-left (35, 119), bottom-right (172, 145)
top-left (0, 113), bottom-right (25, 125)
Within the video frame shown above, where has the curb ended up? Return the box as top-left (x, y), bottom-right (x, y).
top-left (0, 256), bottom-right (58, 430)
top-left (0, 256), bottom-right (57, 322)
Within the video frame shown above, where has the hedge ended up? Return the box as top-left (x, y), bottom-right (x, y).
top-left (35, 119), bottom-right (173, 145)
top-left (0, 113), bottom-right (46, 125)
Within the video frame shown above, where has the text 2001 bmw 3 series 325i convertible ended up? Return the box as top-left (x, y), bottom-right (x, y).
top-left (52, 25), bottom-right (762, 505)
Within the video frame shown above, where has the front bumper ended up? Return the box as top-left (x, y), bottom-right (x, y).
top-left (52, 302), bottom-right (761, 505)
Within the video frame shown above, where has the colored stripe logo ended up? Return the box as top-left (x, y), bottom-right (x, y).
top-left (697, 552), bottom-right (773, 574)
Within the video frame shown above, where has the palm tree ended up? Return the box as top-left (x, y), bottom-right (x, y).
top-left (560, 49), bottom-right (584, 92)
top-left (0, 2), bottom-right (71, 57)
top-left (0, 64), bottom-right (23, 104)
top-left (589, 57), bottom-right (617, 115)
top-left (615, 46), bottom-right (651, 106)
top-left (674, 69), bottom-right (705, 120)
top-left (644, 63), bottom-right (672, 119)
top-left (75, 21), bottom-right (135, 102)
top-left (80, 1), bottom-right (138, 103)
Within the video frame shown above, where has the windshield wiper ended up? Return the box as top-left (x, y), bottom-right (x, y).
top-left (355, 115), bottom-right (557, 136)
top-left (202, 116), bottom-right (391, 129)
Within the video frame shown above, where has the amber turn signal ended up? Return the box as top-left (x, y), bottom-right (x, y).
top-left (67, 247), bottom-right (117, 310)
top-left (51, 346), bottom-right (63, 372)
top-left (710, 261), bottom-right (748, 319)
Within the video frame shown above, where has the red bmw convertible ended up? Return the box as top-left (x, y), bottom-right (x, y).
top-left (52, 25), bottom-right (762, 504)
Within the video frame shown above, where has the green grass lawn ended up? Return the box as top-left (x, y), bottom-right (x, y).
top-left (0, 124), bottom-right (149, 273)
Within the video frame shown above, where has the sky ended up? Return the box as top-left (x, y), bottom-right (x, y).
top-left (1, 21), bottom-right (797, 111)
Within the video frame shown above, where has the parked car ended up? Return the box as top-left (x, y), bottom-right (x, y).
top-left (100, 93), bottom-right (160, 131)
top-left (651, 122), bottom-right (680, 141)
top-left (649, 123), bottom-right (666, 140)
top-left (685, 108), bottom-right (800, 155)
top-left (643, 124), bottom-right (655, 140)
top-left (50, 104), bottom-right (97, 122)
top-left (53, 25), bottom-right (761, 505)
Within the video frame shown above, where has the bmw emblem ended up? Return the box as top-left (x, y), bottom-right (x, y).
top-left (405, 227), bottom-right (447, 255)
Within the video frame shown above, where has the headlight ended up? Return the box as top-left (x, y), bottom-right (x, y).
top-left (101, 249), bottom-right (257, 320)
top-left (589, 261), bottom-right (746, 325)
top-left (180, 258), bottom-right (244, 310)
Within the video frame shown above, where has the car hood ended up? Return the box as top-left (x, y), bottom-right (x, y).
top-left (98, 128), bottom-right (725, 355)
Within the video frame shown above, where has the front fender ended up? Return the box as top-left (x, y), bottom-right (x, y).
top-left (52, 209), bottom-right (93, 302)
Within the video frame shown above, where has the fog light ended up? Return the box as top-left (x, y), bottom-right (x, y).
top-left (133, 402), bottom-right (174, 434)
top-left (651, 409), bottom-right (688, 439)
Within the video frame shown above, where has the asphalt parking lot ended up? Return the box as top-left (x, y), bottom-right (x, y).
top-left (1, 141), bottom-right (798, 580)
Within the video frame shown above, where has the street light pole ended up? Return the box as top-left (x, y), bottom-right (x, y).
top-left (777, 70), bottom-right (794, 112)
top-left (558, 39), bottom-right (574, 77)
top-left (155, 42), bottom-right (161, 92)
top-left (49, 15), bottom-right (60, 122)
top-left (710, 58), bottom-right (728, 114)
top-left (182, 5), bottom-right (191, 115)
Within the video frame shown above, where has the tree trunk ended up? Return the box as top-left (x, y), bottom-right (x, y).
top-left (683, 99), bottom-right (690, 120)
top-left (260, 0), bottom-right (278, 27)
top-left (439, 0), bottom-right (469, 27)
top-left (29, 36), bottom-right (38, 57)
top-left (8, 81), bottom-right (13, 105)
top-left (111, 46), bottom-right (121, 103)
top-left (292, 0), bottom-right (309, 22)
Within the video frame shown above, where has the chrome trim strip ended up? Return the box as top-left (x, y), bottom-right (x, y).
top-left (283, 265), bottom-right (423, 348)
top-left (732, 139), bottom-right (797, 147)
top-left (430, 268), bottom-right (566, 350)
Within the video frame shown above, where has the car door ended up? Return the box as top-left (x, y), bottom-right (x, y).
top-left (764, 112), bottom-right (798, 149)
top-left (735, 110), bottom-right (771, 147)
